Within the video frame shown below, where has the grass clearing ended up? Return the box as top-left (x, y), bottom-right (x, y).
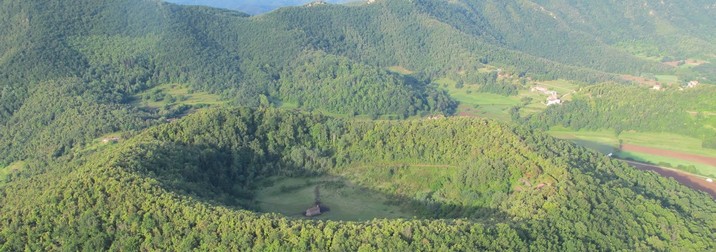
top-left (0, 161), bottom-right (26, 186)
top-left (256, 176), bottom-right (416, 221)
top-left (535, 80), bottom-right (579, 94)
top-left (655, 75), bottom-right (679, 84)
top-left (73, 132), bottom-right (124, 156)
top-left (131, 83), bottom-right (226, 109)
top-left (387, 65), bottom-right (414, 75)
top-left (436, 77), bottom-right (523, 121)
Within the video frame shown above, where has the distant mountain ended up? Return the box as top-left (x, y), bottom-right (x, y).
top-left (164, 0), bottom-right (360, 14)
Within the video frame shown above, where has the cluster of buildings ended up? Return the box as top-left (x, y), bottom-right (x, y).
top-left (687, 80), bottom-right (700, 88)
top-left (531, 86), bottom-right (562, 106)
top-left (653, 80), bottom-right (700, 91)
top-left (101, 137), bottom-right (120, 144)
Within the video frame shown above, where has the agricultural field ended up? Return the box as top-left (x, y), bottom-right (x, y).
top-left (436, 77), bottom-right (519, 121)
top-left (255, 176), bottom-right (416, 221)
top-left (535, 80), bottom-right (580, 95)
top-left (655, 74), bottom-right (679, 84)
top-left (548, 127), bottom-right (716, 177)
top-left (436, 77), bottom-right (578, 121)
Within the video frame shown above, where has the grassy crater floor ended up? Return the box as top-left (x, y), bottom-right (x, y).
top-left (255, 176), bottom-right (417, 221)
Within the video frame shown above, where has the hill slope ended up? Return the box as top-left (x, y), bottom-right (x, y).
top-left (2, 108), bottom-right (715, 250)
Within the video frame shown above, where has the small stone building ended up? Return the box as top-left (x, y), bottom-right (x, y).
top-left (305, 205), bottom-right (322, 217)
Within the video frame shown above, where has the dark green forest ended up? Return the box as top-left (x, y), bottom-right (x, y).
top-left (1, 0), bottom-right (716, 250)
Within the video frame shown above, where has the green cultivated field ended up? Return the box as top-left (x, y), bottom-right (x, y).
top-left (536, 80), bottom-right (580, 95)
top-left (655, 74), bottom-right (679, 84)
top-left (256, 176), bottom-right (416, 221)
top-left (548, 127), bottom-right (716, 177)
top-left (436, 78), bottom-right (578, 121)
top-left (436, 77), bottom-right (519, 121)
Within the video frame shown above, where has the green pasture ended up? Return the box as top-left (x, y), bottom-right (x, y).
top-left (0, 161), bottom-right (26, 186)
top-left (72, 132), bottom-right (124, 156)
top-left (256, 176), bottom-right (416, 221)
top-left (436, 77), bottom-right (579, 121)
top-left (132, 83), bottom-right (226, 109)
top-left (536, 80), bottom-right (579, 94)
top-left (386, 65), bottom-right (414, 75)
top-left (655, 75), bottom-right (679, 84)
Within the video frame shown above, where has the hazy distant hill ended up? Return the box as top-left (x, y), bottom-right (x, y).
top-left (165, 0), bottom-right (359, 14)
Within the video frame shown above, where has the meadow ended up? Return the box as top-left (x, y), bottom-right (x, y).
top-left (436, 77), bottom-right (578, 121)
top-left (0, 161), bottom-right (26, 186)
top-left (131, 83), bottom-right (226, 109)
top-left (255, 176), bottom-right (417, 221)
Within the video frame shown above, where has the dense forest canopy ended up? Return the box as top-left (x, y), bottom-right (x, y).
top-left (1, 0), bottom-right (716, 250)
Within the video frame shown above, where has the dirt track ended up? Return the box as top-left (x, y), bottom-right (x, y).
top-left (624, 160), bottom-right (716, 199)
top-left (621, 144), bottom-right (716, 167)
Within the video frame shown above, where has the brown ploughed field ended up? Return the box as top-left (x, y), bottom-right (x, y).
top-left (624, 160), bottom-right (716, 199)
top-left (621, 144), bottom-right (716, 167)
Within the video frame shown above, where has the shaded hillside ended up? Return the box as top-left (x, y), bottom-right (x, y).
top-left (2, 108), bottom-right (715, 250)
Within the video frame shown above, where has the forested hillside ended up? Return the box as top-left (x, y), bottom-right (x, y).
top-left (1, 0), bottom-right (716, 250)
top-left (522, 84), bottom-right (716, 142)
top-left (2, 108), bottom-right (715, 250)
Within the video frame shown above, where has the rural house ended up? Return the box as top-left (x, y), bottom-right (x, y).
top-left (546, 95), bottom-right (562, 106)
